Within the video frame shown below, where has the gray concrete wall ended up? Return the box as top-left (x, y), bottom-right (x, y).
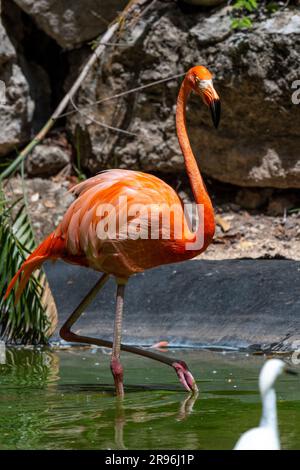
top-left (45, 259), bottom-right (300, 352)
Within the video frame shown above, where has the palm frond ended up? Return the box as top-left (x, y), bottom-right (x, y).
top-left (0, 188), bottom-right (50, 344)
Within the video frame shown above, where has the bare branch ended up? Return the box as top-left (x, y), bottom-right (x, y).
top-left (96, 42), bottom-right (135, 47)
top-left (58, 72), bottom-right (186, 120)
top-left (0, 0), bottom-right (153, 181)
top-left (69, 96), bottom-right (136, 137)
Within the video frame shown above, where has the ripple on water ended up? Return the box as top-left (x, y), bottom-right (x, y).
top-left (0, 348), bottom-right (299, 450)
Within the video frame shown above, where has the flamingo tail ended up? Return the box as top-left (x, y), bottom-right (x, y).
top-left (4, 232), bottom-right (65, 304)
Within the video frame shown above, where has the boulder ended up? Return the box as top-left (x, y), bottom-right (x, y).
top-left (0, 2), bottom-right (52, 157)
top-left (12, 0), bottom-right (128, 49)
top-left (0, 22), bottom-right (15, 66)
top-left (67, 4), bottom-right (300, 188)
top-left (182, 0), bottom-right (225, 5)
top-left (0, 18), bottom-right (34, 156)
top-left (235, 188), bottom-right (272, 210)
top-left (26, 144), bottom-right (70, 177)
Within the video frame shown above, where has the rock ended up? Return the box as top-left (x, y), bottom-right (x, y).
top-left (236, 189), bottom-right (272, 210)
top-left (189, 6), bottom-right (231, 44)
top-left (182, 0), bottom-right (225, 6)
top-left (26, 144), bottom-right (71, 177)
top-left (0, 61), bottom-right (34, 156)
top-left (67, 4), bottom-right (300, 188)
top-left (12, 0), bottom-right (128, 49)
top-left (267, 196), bottom-right (295, 216)
top-left (0, 14), bottom-right (33, 156)
top-left (0, 4), bottom-right (51, 156)
top-left (4, 176), bottom-right (75, 241)
top-left (262, 10), bottom-right (300, 34)
top-left (0, 22), bottom-right (15, 66)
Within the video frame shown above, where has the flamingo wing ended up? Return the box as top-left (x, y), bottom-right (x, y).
top-left (56, 169), bottom-right (190, 275)
top-left (4, 170), bottom-right (193, 300)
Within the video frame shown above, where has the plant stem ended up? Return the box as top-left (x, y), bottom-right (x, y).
top-left (0, 0), bottom-right (153, 182)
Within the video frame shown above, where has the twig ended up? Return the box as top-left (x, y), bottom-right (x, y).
top-left (90, 10), bottom-right (110, 26)
top-left (69, 96), bottom-right (136, 136)
top-left (97, 41), bottom-right (135, 47)
top-left (58, 72), bottom-right (186, 119)
top-left (0, 0), bottom-right (153, 182)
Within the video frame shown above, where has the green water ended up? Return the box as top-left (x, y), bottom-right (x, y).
top-left (0, 347), bottom-right (299, 450)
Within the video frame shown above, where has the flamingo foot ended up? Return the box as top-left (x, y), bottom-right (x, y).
top-left (111, 357), bottom-right (124, 398)
top-left (172, 360), bottom-right (198, 394)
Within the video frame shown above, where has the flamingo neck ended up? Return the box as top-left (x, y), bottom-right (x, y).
top-left (176, 78), bottom-right (215, 249)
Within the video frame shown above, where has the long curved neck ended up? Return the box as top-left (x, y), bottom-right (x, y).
top-left (176, 78), bottom-right (215, 247)
top-left (260, 389), bottom-right (278, 430)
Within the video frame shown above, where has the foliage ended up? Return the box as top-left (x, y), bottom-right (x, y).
top-left (233, 0), bottom-right (258, 12)
top-left (231, 0), bottom-right (281, 30)
top-left (0, 177), bottom-right (49, 344)
top-left (231, 15), bottom-right (254, 29)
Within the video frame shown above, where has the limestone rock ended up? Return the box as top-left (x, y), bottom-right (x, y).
top-left (0, 62), bottom-right (34, 156)
top-left (4, 176), bottom-right (75, 241)
top-left (26, 144), bottom-right (71, 177)
top-left (67, 4), bottom-right (300, 188)
top-left (0, 3), bottom-right (52, 157)
top-left (12, 0), bottom-right (128, 49)
top-left (189, 6), bottom-right (231, 44)
top-left (182, 0), bottom-right (225, 6)
top-left (236, 188), bottom-right (272, 210)
top-left (0, 12), bottom-right (34, 156)
top-left (0, 22), bottom-right (15, 66)
top-left (267, 196), bottom-right (295, 216)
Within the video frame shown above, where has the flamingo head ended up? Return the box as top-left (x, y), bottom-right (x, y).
top-left (186, 65), bottom-right (221, 129)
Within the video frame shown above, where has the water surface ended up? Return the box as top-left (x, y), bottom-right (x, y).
top-left (0, 347), bottom-right (299, 450)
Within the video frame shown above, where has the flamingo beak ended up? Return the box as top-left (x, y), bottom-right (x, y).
top-left (196, 79), bottom-right (221, 129)
top-left (210, 98), bottom-right (221, 129)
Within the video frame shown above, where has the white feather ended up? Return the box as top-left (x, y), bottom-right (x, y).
top-left (234, 359), bottom-right (286, 450)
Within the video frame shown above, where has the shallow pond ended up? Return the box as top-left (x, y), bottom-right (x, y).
top-left (0, 347), bottom-right (299, 450)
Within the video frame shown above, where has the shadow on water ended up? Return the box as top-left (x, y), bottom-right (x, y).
top-left (0, 347), bottom-right (299, 450)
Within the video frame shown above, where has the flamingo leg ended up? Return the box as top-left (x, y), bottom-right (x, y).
top-left (111, 281), bottom-right (126, 397)
top-left (59, 274), bottom-right (198, 394)
top-left (59, 273), bottom-right (110, 340)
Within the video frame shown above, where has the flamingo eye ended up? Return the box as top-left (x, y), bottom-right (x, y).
top-left (194, 76), bottom-right (201, 85)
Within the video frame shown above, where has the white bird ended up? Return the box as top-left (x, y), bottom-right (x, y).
top-left (234, 358), bottom-right (297, 450)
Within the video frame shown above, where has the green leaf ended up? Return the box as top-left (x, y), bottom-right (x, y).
top-left (233, 0), bottom-right (258, 11)
top-left (231, 16), bottom-right (253, 30)
top-left (0, 187), bottom-right (49, 344)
